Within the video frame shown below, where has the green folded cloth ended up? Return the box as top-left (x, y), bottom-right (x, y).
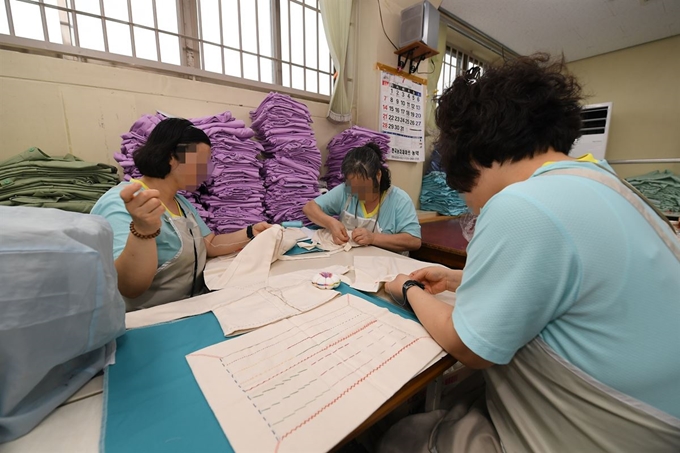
top-left (626, 170), bottom-right (680, 213)
top-left (0, 147), bottom-right (120, 213)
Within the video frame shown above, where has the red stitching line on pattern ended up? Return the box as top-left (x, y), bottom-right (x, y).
top-left (244, 320), bottom-right (378, 392)
top-left (273, 337), bottom-right (426, 453)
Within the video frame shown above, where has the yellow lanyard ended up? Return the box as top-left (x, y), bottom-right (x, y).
top-left (129, 178), bottom-right (182, 217)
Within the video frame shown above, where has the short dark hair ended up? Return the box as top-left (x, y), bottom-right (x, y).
top-left (435, 54), bottom-right (584, 192)
top-left (341, 142), bottom-right (391, 193)
top-left (133, 117), bottom-right (212, 178)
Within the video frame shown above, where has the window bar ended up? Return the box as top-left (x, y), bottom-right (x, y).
top-left (302, 2), bottom-right (306, 91)
top-left (38, 0), bottom-right (49, 42)
top-left (151, 0), bottom-right (161, 62)
top-left (126, 0), bottom-right (136, 57)
top-left (196, 0), bottom-right (204, 70)
top-left (217, 0), bottom-right (224, 75)
top-left (287, 0), bottom-right (292, 86)
top-left (236, 0), bottom-right (244, 78)
top-left (53, 0), bottom-right (72, 46)
top-left (176, 0), bottom-right (185, 66)
top-left (70, 0), bottom-right (80, 48)
top-left (4, 0), bottom-right (15, 35)
top-left (316, 1), bottom-right (319, 94)
top-left (271, 0), bottom-right (282, 85)
top-left (99, 0), bottom-right (109, 52)
top-left (254, 0), bottom-right (261, 82)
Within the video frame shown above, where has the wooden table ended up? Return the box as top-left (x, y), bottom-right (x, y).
top-left (411, 217), bottom-right (469, 269)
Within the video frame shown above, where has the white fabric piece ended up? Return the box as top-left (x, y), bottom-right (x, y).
top-left (126, 265), bottom-right (351, 331)
top-left (311, 228), bottom-right (359, 252)
top-left (208, 226), bottom-right (308, 290)
top-left (212, 225), bottom-right (284, 289)
top-left (203, 253), bottom-right (238, 290)
top-left (212, 267), bottom-right (349, 336)
top-left (275, 229), bottom-right (358, 262)
top-left (186, 294), bottom-right (444, 453)
top-left (278, 228), bottom-right (309, 257)
top-left (351, 255), bottom-right (457, 306)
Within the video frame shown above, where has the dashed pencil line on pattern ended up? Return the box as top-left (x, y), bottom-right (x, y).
top-left (273, 337), bottom-right (426, 453)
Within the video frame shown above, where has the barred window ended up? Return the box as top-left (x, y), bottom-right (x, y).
top-left (437, 45), bottom-right (485, 95)
top-left (0, 0), bottom-right (333, 97)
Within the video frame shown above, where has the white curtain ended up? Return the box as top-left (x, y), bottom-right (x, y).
top-left (425, 21), bottom-right (448, 136)
top-left (319, 0), bottom-right (354, 123)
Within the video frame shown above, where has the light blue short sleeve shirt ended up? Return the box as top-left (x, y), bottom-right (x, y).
top-left (91, 183), bottom-right (211, 268)
top-left (314, 184), bottom-right (421, 238)
top-left (452, 160), bottom-right (680, 418)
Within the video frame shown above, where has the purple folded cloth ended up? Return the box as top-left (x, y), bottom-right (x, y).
top-left (321, 126), bottom-right (391, 189)
top-left (191, 111), bottom-right (235, 125)
top-left (249, 93), bottom-right (322, 223)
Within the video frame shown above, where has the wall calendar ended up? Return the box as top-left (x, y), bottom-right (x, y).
top-left (379, 70), bottom-right (425, 162)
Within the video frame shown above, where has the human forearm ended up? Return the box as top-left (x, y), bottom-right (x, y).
top-left (302, 201), bottom-right (337, 229)
top-left (205, 230), bottom-right (250, 257)
top-left (114, 233), bottom-right (158, 298)
top-left (407, 287), bottom-right (493, 369)
top-left (371, 233), bottom-right (421, 253)
top-left (445, 269), bottom-right (463, 292)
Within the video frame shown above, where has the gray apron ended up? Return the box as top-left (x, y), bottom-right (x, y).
top-left (379, 166), bottom-right (680, 453)
top-left (483, 166), bottom-right (680, 453)
top-left (124, 208), bottom-right (208, 311)
top-left (339, 187), bottom-right (391, 233)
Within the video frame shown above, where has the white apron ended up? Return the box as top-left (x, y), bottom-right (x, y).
top-left (339, 188), bottom-right (391, 234)
top-left (124, 209), bottom-right (208, 311)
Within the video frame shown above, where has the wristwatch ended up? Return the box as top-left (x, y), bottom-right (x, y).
top-left (401, 280), bottom-right (425, 310)
top-left (246, 224), bottom-right (255, 240)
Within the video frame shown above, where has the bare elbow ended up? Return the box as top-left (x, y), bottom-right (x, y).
top-left (119, 286), bottom-right (144, 299)
top-left (117, 278), bottom-right (153, 299)
top-left (302, 200), bottom-right (315, 216)
top-left (446, 346), bottom-right (494, 369)
top-left (410, 237), bottom-right (422, 251)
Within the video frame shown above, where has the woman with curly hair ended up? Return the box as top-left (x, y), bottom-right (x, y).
top-left (383, 55), bottom-right (680, 452)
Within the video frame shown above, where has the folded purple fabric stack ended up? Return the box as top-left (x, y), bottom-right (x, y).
top-left (250, 93), bottom-right (321, 224)
top-left (192, 112), bottom-right (267, 234)
top-left (115, 113), bottom-right (165, 182)
top-left (321, 126), bottom-right (391, 190)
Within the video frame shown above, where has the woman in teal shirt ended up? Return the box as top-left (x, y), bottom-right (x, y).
top-left (92, 118), bottom-right (270, 310)
top-left (303, 143), bottom-right (421, 253)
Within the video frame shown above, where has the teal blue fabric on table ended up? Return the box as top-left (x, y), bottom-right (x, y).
top-left (284, 243), bottom-right (324, 255)
top-left (102, 283), bottom-right (415, 452)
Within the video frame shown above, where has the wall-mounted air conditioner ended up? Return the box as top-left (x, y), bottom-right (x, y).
top-left (399, 1), bottom-right (440, 50)
top-left (570, 102), bottom-right (613, 160)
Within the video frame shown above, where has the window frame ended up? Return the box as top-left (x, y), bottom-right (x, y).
top-left (0, 0), bottom-right (332, 102)
top-left (437, 45), bottom-right (485, 95)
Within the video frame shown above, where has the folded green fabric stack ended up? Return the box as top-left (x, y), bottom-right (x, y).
top-left (626, 170), bottom-right (680, 213)
top-left (0, 148), bottom-right (121, 213)
top-left (420, 171), bottom-right (469, 216)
